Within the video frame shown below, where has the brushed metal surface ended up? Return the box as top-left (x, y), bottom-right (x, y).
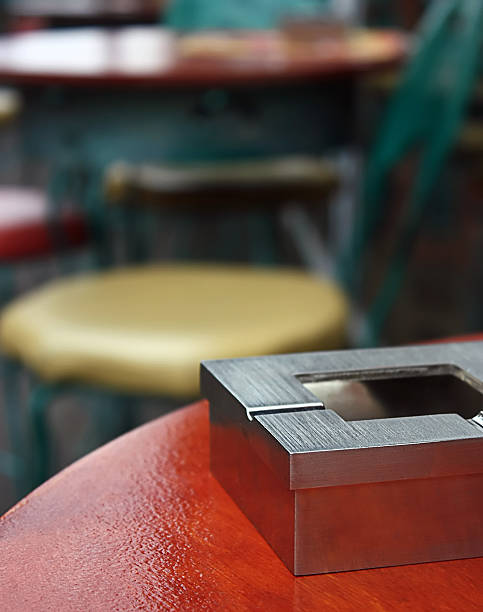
top-left (294, 473), bottom-right (483, 575)
top-left (202, 342), bottom-right (483, 416)
top-left (201, 342), bottom-right (483, 575)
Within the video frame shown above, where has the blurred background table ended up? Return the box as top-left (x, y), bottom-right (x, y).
top-left (0, 26), bottom-right (407, 219)
top-left (1, 398), bottom-right (482, 610)
top-left (0, 26), bottom-right (406, 87)
top-left (0, 25), bottom-right (408, 271)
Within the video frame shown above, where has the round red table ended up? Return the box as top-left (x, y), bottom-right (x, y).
top-left (1, 400), bottom-right (482, 610)
top-left (0, 27), bottom-right (408, 190)
top-left (0, 27), bottom-right (406, 88)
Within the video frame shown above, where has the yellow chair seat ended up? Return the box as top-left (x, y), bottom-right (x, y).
top-left (0, 264), bottom-right (347, 398)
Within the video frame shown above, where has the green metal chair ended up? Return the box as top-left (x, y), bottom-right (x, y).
top-left (164, 0), bottom-right (482, 345)
top-left (340, 0), bottom-right (483, 346)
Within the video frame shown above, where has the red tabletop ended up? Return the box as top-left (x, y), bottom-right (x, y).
top-left (1, 400), bottom-right (482, 611)
top-left (0, 27), bottom-right (407, 88)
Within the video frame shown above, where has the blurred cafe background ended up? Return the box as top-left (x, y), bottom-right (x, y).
top-left (0, 0), bottom-right (482, 512)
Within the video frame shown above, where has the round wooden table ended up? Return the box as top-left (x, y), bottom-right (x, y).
top-left (0, 27), bottom-right (406, 87)
top-left (1, 400), bottom-right (482, 610)
top-left (0, 26), bottom-right (407, 170)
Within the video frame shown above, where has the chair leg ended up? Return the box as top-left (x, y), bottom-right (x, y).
top-left (118, 395), bottom-right (137, 434)
top-left (28, 383), bottom-right (57, 490)
top-left (2, 359), bottom-right (29, 498)
top-left (84, 168), bottom-right (113, 269)
top-left (121, 207), bottom-right (155, 264)
top-left (83, 392), bottom-right (137, 453)
top-left (96, 393), bottom-right (137, 441)
top-left (211, 210), bottom-right (241, 262)
top-left (0, 265), bottom-right (14, 304)
top-left (246, 210), bottom-right (279, 265)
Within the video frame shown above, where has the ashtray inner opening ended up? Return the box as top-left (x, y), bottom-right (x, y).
top-left (302, 373), bottom-right (483, 421)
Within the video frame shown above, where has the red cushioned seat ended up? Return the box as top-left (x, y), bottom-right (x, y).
top-left (0, 187), bottom-right (88, 260)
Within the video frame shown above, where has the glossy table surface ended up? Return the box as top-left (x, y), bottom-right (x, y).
top-left (0, 26), bottom-right (407, 87)
top-left (1, 400), bottom-right (482, 611)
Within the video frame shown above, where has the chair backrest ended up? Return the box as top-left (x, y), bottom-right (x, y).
top-left (165, 0), bottom-right (330, 30)
top-left (340, 0), bottom-right (483, 345)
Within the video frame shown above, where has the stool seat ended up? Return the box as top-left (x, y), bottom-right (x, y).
top-left (0, 264), bottom-right (347, 397)
top-left (1, 401), bottom-right (482, 610)
top-left (0, 187), bottom-right (87, 260)
top-left (105, 156), bottom-right (338, 207)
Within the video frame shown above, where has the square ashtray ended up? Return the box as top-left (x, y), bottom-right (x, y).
top-left (201, 342), bottom-right (483, 575)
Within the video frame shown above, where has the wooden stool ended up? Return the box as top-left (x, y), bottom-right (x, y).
top-left (0, 263), bottom-right (347, 492)
top-left (104, 156), bottom-right (339, 264)
top-left (0, 264), bottom-right (346, 397)
top-left (1, 400), bottom-right (482, 610)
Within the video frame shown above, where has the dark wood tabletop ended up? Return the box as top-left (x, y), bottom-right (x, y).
top-left (1, 399), bottom-right (482, 611)
top-left (0, 26), bottom-right (407, 88)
